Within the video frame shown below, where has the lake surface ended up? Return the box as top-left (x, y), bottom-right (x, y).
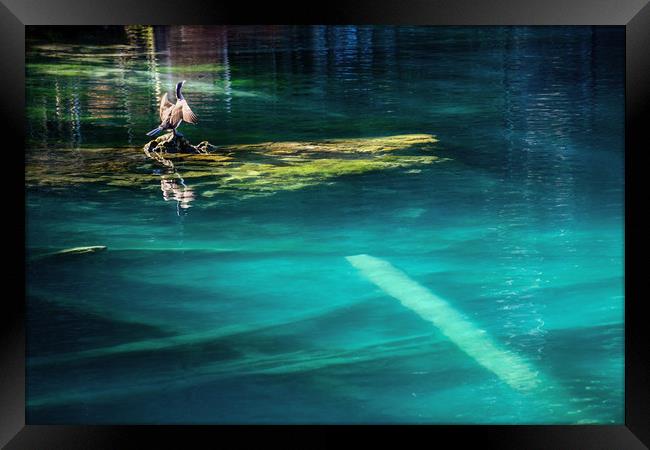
top-left (25, 26), bottom-right (624, 424)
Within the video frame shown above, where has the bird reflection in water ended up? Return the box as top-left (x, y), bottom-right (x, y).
top-left (160, 173), bottom-right (195, 215)
top-left (146, 147), bottom-right (196, 216)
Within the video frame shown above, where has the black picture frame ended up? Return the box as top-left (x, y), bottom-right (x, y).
top-left (2, 0), bottom-right (648, 448)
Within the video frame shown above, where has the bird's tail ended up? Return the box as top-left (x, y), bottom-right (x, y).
top-left (146, 126), bottom-right (163, 137)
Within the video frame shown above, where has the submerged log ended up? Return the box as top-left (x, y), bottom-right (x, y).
top-left (32, 245), bottom-right (108, 261)
top-left (54, 246), bottom-right (107, 255)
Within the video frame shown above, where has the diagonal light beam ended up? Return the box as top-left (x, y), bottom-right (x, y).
top-left (346, 254), bottom-right (541, 392)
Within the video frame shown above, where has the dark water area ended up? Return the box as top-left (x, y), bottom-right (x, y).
top-left (26, 26), bottom-right (624, 424)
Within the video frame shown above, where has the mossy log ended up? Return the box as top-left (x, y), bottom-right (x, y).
top-left (28, 134), bottom-right (448, 201)
top-left (143, 132), bottom-right (219, 155)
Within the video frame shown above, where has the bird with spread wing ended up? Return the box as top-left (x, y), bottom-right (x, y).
top-left (146, 80), bottom-right (198, 137)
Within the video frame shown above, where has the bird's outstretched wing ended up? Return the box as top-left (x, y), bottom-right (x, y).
top-left (159, 93), bottom-right (174, 121)
top-left (169, 103), bottom-right (184, 128)
top-left (182, 101), bottom-right (198, 124)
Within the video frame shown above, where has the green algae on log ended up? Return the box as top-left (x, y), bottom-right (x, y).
top-left (222, 134), bottom-right (438, 156)
top-left (27, 134), bottom-right (448, 199)
top-left (143, 133), bottom-right (437, 157)
top-left (200, 155), bottom-right (442, 197)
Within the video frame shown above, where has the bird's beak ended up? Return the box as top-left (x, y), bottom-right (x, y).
top-left (182, 80), bottom-right (187, 85)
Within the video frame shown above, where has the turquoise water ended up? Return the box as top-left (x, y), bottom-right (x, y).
top-left (26, 26), bottom-right (624, 424)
